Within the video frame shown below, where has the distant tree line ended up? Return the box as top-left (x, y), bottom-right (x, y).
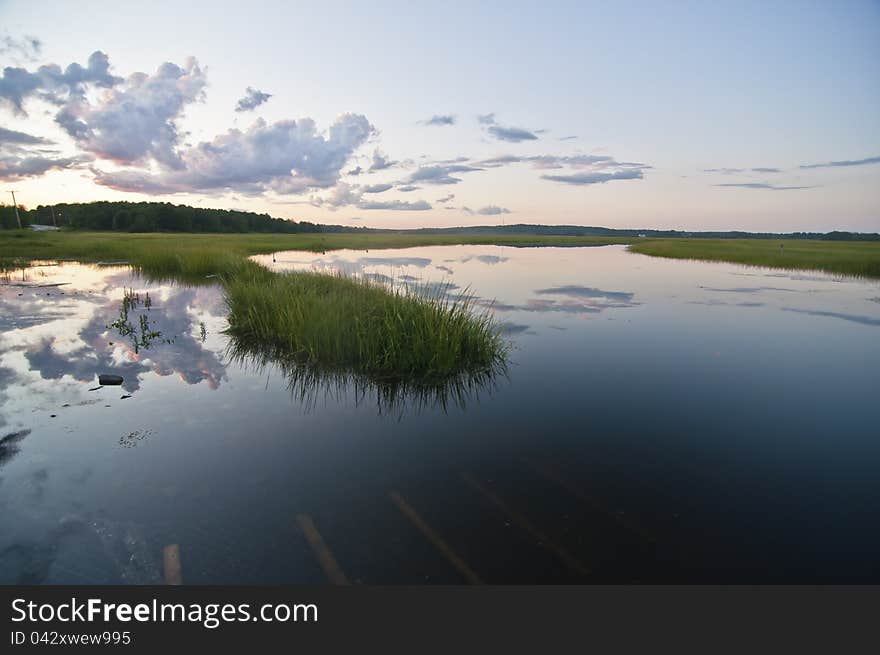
top-left (0, 201), bottom-right (348, 234)
top-left (2, 202), bottom-right (878, 240)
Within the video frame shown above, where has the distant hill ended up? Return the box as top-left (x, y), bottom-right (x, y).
top-left (2, 201), bottom-right (878, 240)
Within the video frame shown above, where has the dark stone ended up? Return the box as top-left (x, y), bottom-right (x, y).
top-left (98, 374), bottom-right (124, 385)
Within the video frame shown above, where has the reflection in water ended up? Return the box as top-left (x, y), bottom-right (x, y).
top-left (780, 307), bottom-right (880, 326)
top-left (226, 339), bottom-right (508, 416)
top-left (0, 429), bottom-right (30, 467)
top-left (2, 246), bottom-right (879, 584)
top-left (106, 288), bottom-right (171, 354)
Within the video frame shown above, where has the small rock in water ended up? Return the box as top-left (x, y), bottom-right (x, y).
top-left (88, 386), bottom-right (102, 392)
top-left (98, 374), bottom-right (124, 385)
top-left (120, 395), bottom-right (131, 400)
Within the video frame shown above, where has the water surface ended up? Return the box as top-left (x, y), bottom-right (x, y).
top-left (1, 245), bottom-right (878, 583)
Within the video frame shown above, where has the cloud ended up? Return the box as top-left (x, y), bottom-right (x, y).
top-left (477, 153), bottom-right (645, 171)
top-left (396, 184), bottom-right (420, 192)
top-left (1, 51), bottom-right (378, 195)
top-left (368, 149), bottom-right (397, 172)
top-left (541, 169), bottom-right (644, 185)
top-left (309, 182), bottom-right (363, 208)
top-left (408, 163), bottom-right (483, 185)
top-left (356, 199), bottom-right (431, 211)
top-left (0, 127), bottom-right (52, 145)
top-left (0, 50), bottom-right (122, 114)
top-left (478, 154), bottom-right (523, 168)
top-left (362, 183), bottom-right (392, 193)
top-left (55, 57), bottom-right (206, 169)
top-left (94, 113), bottom-right (375, 195)
top-left (478, 113), bottom-right (539, 142)
top-left (535, 285), bottom-right (634, 302)
top-left (0, 35), bottom-right (42, 62)
top-left (714, 183), bottom-right (815, 190)
top-left (559, 135), bottom-right (578, 141)
top-left (705, 167), bottom-right (782, 174)
top-left (799, 155), bottom-right (880, 169)
top-left (235, 86), bottom-right (272, 112)
top-left (436, 193), bottom-right (455, 203)
top-left (780, 307), bottom-right (880, 327)
top-left (346, 165), bottom-right (363, 176)
top-left (0, 152), bottom-right (89, 181)
top-left (420, 114), bottom-right (455, 126)
top-left (476, 205), bottom-right (510, 215)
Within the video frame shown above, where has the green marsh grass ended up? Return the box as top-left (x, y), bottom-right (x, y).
top-left (1, 230), bottom-right (516, 383)
top-left (629, 238), bottom-right (880, 278)
top-left (223, 267), bottom-right (507, 383)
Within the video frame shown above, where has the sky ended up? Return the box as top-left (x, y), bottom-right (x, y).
top-left (1, 0), bottom-right (878, 232)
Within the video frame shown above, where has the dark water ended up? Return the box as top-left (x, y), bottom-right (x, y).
top-left (1, 245), bottom-right (878, 584)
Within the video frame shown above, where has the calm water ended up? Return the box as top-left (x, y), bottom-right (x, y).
top-left (1, 245), bottom-right (878, 584)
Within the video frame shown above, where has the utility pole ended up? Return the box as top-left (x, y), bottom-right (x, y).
top-left (9, 190), bottom-right (22, 229)
top-left (49, 205), bottom-right (57, 227)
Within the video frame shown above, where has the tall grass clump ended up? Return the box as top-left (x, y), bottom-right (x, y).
top-left (223, 268), bottom-right (508, 383)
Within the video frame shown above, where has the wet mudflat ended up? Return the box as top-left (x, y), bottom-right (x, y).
top-left (1, 245), bottom-right (878, 584)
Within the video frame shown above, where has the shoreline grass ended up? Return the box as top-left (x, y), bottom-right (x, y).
top-left (223, 265), bottom-right (507, 383)
top-left (1, 230), bottom-right (516, 383)
top-left (3, 230), bottom-right (878, 279)
top-left (628, 238), bottom-right (880, 278)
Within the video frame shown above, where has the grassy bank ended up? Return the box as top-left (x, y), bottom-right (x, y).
top-left (1, 230), bottom-right (515, 383)
top-left (0, 230), bottom-right (631, 266)
top-left (629, 238), bottom-right (880, 278)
